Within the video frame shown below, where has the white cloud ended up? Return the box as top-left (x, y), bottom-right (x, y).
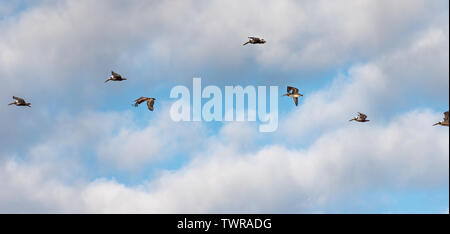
top-left (0, 0), bottom-right (447, 95)
top-left (0, 109), bottom-right (447, 213)
top-left (0, 0), bottom-right (448, 213)
top-left (278, 22), bottom-right (449, 143)
top-left (96, 105), bottom-right (206, 169)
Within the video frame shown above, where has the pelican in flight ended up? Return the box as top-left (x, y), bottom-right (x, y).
top-left (105, 71), bottom-right (127, 83)
top-left (8, 96), bottom-right (31, 107)
top-left (243, 37), bottom-right (266, 46)
top-left (133, 97), bottom-right (156, 111)
top-left (433, 111), bottom-right (449, 127)
top-left (349, 112), bottom-right (370, 122)
top-left (281, 86), bottom-right (303, 106)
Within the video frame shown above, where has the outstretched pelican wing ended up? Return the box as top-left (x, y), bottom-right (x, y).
top-left (293, 97), bottom-right (298, 106)
top-left (147, 99), bottom-right (155, 111)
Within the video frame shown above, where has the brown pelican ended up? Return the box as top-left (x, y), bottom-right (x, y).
top-left (243, 37), bottom-right (266, 46)
top-left (105, 71), bottom-right (127, 83)
top-left (433, 111), bottom-right (449, 127)
top-left (350, 112), bottom-right (370, 122)
top-left (8, 96), bottom-right (31, 107)
top-left (281, 86), bottom-right (303, 106)
top-left (134, 97), bottom-right (156, 111)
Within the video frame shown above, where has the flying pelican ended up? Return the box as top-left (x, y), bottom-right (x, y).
top-left (105, 71), bottom-right (127, 83)
top-left (243, 37), bottom-right (266, 46)
top-left (349, 112), bottom-right (370, 122)
top-left (8, 96), bottom-right (31, 107)
top-left (433, 111), bottom-right (449, 127)
top-left (133, 97), bottom-right (156, 111)
top-left (281, 86), bottom-right (303, 106)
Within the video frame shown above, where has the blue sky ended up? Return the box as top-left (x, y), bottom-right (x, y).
top-left (0, 0), bottom-right (448, 213)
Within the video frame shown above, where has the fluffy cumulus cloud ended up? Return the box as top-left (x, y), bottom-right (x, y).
top-left (96, 105), bottom-right (206, 169)
top-left (0, 0), bottom-right (448, 213)
top-left (0, 0), bottom-right (447, 91)
top-left (0, 110), bottom-right (448, 213)
top-left (277, 21), bottom-right (449, 143)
